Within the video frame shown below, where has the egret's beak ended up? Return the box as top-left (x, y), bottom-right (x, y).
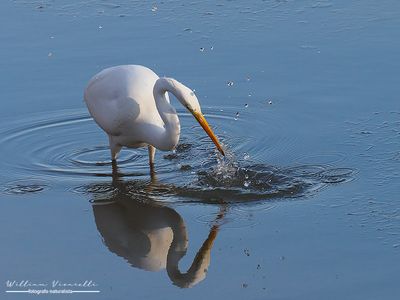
top-left (192, 111), bottom-right (225, 156)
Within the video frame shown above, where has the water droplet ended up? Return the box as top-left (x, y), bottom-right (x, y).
top-left (268, 100), bottom-right (273, 105)
top-left (48, 52), bottom-right (53, 57)
top-left (98, 25), bottom-right (103, 29)
top-left (227, 81), bottom-right (234, 87)
top-left (244, 104), bottom-right (248, 108)
top-left (234, 112), bottom-right (240, 120)
top-left (246, 76), bottom-right (251, 81)
top-left (244, 153), bottom-right (250, 160)
top-left (200, 47), bottom-right (205, 52)
top-left (244, 181), bottom-right (250, 188)
top-left (210, 46), bottom-right (214, 50)
top-left (151, 6), bottom-right (158, 12)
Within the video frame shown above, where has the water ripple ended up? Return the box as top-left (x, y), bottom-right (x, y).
top-left (0, 108), bottom-right (354, 202)
top-left (3, 179), bottom-right (49, 195)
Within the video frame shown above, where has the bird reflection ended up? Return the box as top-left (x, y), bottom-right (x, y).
top-left (90, 162), bottom-right (225, 288)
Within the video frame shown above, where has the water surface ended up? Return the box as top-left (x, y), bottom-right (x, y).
top-left (1, 1), bottom-right (399, 299)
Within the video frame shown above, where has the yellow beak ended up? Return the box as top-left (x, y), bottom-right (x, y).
top-left (192, 111), bottom-right (225, 156)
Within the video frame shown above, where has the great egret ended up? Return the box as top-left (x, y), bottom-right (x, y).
top-left (84, 65), bottom-right (225, 168)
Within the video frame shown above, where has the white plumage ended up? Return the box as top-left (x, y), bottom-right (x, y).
top-left (84, 65), bottom-right (224, 168)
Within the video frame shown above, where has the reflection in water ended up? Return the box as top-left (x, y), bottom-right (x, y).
top-left (91, 162), bottom-right (224, 288)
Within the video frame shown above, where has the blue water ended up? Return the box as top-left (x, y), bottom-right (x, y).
top-left (1, 1), bottom-right (399, 299)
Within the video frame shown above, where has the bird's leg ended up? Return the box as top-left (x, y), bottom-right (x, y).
top-left (148, 145), bottom-right (157, 181)
top-left (148, 145), bottom-right (156, 167)
top-left (109, 135), bottom-right (122, 161)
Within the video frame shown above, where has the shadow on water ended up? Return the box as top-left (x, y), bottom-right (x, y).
top-left (91, 162), bottom-right (226, 288)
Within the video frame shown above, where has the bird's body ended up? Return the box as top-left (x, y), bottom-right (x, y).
top-left (84, 65), bottom-right (224, 167)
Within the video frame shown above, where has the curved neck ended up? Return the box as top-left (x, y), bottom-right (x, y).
top-left (152, 78), bottom-right (184, 151)
top-left (166, 222), bottom-right (219, 288)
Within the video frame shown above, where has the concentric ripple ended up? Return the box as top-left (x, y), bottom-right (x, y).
top-left (3, 179), bottom-right (49, 195)
top-left (0, 107), bottom-right (355, 202)
top-left (0, 107), bottom-right (264, 183)
top-left (0, 109), bottom-right (180, 181)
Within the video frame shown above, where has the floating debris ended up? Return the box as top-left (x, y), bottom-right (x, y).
top-left (244, 248), bottom-right (250, 256)
top-left (244, 153), bottom-right (250, 160)
top-left (151, 6), bottom-right (158, 12)
top-left (227, 81), bottom-right (234, 87)
top-left (242, 283), bottom-right (248, 288)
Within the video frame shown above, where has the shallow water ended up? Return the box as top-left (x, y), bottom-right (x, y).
top-left (1, 1), bottom-right (399, 299)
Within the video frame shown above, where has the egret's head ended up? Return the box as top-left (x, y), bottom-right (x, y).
top-left (185, 91), bottom-right (225, 156)
top-left (164, 78), bottom-right (225, 156)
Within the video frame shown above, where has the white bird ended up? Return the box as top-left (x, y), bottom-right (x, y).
top-left (84, 65), bottom-right (225, 168)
